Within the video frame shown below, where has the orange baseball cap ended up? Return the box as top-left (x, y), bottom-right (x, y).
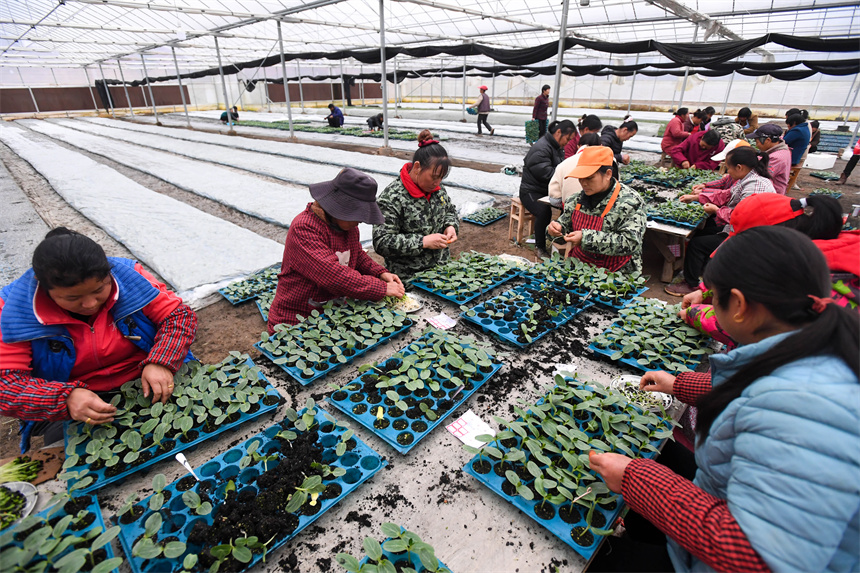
top-left (565, 146), bottom-right (615, 179)
top-left (728, 193), bottom-right (804, 237)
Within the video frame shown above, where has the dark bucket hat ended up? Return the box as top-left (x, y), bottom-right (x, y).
top-left (309, 167), bottom-right (385, 225)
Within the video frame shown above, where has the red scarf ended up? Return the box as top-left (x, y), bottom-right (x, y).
top-left (401, 163), bottom-right (439, 201)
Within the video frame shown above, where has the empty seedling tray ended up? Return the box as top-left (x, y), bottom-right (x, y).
top-left (460, 281), bottom-right (594, 347)
top-left (115, 407), bottom-right (385, 573)
top-left (463, 381), bottom-right (671, 561)
top-left (328, 330), bottom-right (505, 454)
top-left (62, 357), bottom-right (281, 495)
top-left (1, 494), bottom-right (122, 573)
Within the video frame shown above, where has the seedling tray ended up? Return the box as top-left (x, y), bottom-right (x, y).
top-left (810, 172), bottom-right (840, 181)
top-left (115, 407), bottom-right (385, 573)
top-left (255, 318), bottom-right (414, 386)
top-left (218, 266), bottom-right (279, 305)
top-left (647, 214), bottom-right (705, 230)
top-left (1, 495), bottom-right (121, 573)
top-left (463, 381), bottom-right (670, 561)
top-left (411, 270), bottom-right (522, 305)
top-left (255, 298), bottom-right (269, 322)
top-left (462, 210), bottom-right (507, 226)
top-left (358, 536), bottom-right (452, 572)
top-left (640, 176), bottom-right (693, 188)
top-left (809, 189), bottom-right (843, 199)
top-left (328, 331), bottom-right (505, 454)
top-left (62, 358), bottom-right (281, 494)
top-left (460, 282), bottom-right (595, 348)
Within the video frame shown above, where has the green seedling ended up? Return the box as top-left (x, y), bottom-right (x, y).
top-left (181, 490), bottom-right (212, 516)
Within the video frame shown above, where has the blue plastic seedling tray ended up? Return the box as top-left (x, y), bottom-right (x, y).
top-left (460, 282), bottom-right (595, 348)
top-left (810, 172), bottom-right (840, 181)
top-left (462, 212), bottom-right (507, 226)
top-left (809, 190), bottom-right (843, 199)
top-left (255, 298), bottom-right (269, 322)
top-left (641, 176), bottom-right (694, 188)
top-left (254, 318), bottom-right (414, 386)
top-left (358, 533), bottom-right (452, 572)
top-left (647, 214), bottom-right (705, 230)
top-left (540, 280), bottom-right (648, 312)
top-left (1, 494), bottom-right (121, 573)
top-left (411, 269), bottom-right (522, 306)
top-left (62, 358), bottom-right (281, 494)
top-left (328, 334), bottom-right (505, 454)
top-left (115, 408), bottom-right (385, 573)
top-left (217, 267), bottom-right (279, 305)
top-left (587, 319), bottom-right (710, 373)
top-left (463, 384), bottom-right (668, 561)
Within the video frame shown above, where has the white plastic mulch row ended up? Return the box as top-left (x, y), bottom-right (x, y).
top-left (19, 119), bottom-right (374, 244)
top-left (79, 116), bottom-right (519, 198)
top-left (0, 123), bottom-right (284, 305)
top-left (64, 118), bottom-right (495, 217)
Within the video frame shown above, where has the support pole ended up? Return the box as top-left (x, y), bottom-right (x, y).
top-left (97, 62), bottom-right (116, 118)
top-left (379, 0), bottom-right (390, 150)
top-left (140, 86), bottom-right (147, 109)
top-left (626, 54), bottom-right (639, 114)
top-left (214, 36), bottom-right (235, 134)
top-left (170, 47), bottom-right (191, 128)
top-left (17, 67), bottom-right (40, 115)
top-left (438, 60), bottom-right (444, 109)
top-left (139, 53), bottom-right (161, 125)
top-left (116, 58), bottom-right (135, 116)
top-left (721, 71), bottom-right (735, 115)
top-left (296, 61), bottom-right (305, 113)
top-left (550, 0), bottom-right (570, 122)
top-left (339, 59), bottom-right (346, 108)
top-left (678, 24), bottom-right (698, 109)
top-left (260, 66), bottom-right (268, 111)
top-left (461, 55), bottom-right (467, 120)
top-left (329, 68), bottom-right (334, 103)
top-left (276, 20), bottom-right (296, 140)
top-left (360, 63), bottom-right (365, 106)
top-left (83, 66), bottom-right (100, 113)
top-left (840, 79), bottom-right (860, 126)
top-left (749, 78), bottom-right (759, 107)
top-left (392, 57), bottom-right (398, 116)
top-left (648, 77), bottom-right (657, 112)
top-left (491, 72), bottom-right (496, 110)
top-left (836, 74), bottom-right (859, 122)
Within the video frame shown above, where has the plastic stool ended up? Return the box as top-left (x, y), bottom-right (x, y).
top-left (508, 197), bottom-right (535, 246)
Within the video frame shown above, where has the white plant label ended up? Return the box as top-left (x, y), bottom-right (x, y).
top-left (446, 410), bottom-right (495, 449)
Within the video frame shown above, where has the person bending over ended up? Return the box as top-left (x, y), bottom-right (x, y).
top-left (268, 168), bottom-right (404, 329)
top-left (600, 120), bottom-right (638, 167)
top-left (366, 113), bottom-right (384, 131)
top-left (547, 146), bottom-right (646, 274)
top-left (220, 106), bottom-right (238, 124)
top-left (519, 119), bottom-right (576, 259)
top-left (669, 129), bottom-right (725, 171)
top-left (661, 108), bottom-right (691, 154)
top-left (590, 226), bottom-right (859, 573)
top-left (373, 130), bottom-right (459, 280)
top-left (0, 229), bottom-right (197, 451)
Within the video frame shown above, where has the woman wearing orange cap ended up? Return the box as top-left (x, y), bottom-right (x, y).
top-left (547, 146), bottom-right (647, 274)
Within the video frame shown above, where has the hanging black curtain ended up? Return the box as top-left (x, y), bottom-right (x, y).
top-left (94, 79), bottom-right (111, 112)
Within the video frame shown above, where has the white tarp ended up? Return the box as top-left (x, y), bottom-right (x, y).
top-left (0, 123), bottom-right (284, 304)
top-left (62, 118), bottom-right (495, 216)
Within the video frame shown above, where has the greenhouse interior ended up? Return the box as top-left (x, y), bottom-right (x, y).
top-left (1, 1), bottom-right (858, 572)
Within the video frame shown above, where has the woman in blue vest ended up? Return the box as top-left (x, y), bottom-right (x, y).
top-left (590, 226), bottom-right (859, 572)
top-left (0, 228), bottom-right (197, 451)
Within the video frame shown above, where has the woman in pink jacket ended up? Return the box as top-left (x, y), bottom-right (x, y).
top-left (749, 123), bottom-right (792, 194)
top-left (661, 108), bottom-right (691, 153)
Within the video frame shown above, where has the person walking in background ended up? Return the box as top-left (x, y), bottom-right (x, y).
top-left (220, 106), bottom-right (238, 124)
top-left (532, 85), bottom-right (550, 138)
top-left (750, 123), bottom-right (792, 195)
top-left (809, 120), bottom-right (821, 153)
top-left (784, 111), bottom-right (811, 167)
top-left (736, 107), bottom-right (759, 135)
top-left (564, 114), bottom-right (602, 159)
top-left (519, 120), bottom-right (577, 259)
top-left (661, 108), bottom-right (691, 154)
top-left (325, 103), bottom-right (345, 127)
top-left (366, 113), bottom-right (384, 131)
top-left (838, 138), bottom-right (860, 185)
top-left (472, 85), bottom-right (494, 136)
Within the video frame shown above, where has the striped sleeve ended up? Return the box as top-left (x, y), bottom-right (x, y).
top-left (0, 370), bottom-right (83, 421)
top-left (140, 303), bottom-right (197, 373)
top-left (673, 371), bottom-right (712, 406)
top-left (622, 458), bottom-right (771, 573)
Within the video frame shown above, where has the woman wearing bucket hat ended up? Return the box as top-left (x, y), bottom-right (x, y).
top-left (373, 130), bottom-right (459, 281)
top-left (547, 146), bottom-right (647, 274)
top-left (470, 86), bottom-right (494, 136)
top-left (267, 168), bottom-right (404, 329)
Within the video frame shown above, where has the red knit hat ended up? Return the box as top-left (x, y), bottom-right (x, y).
top-left (728, 194), bottom-right (804, 237)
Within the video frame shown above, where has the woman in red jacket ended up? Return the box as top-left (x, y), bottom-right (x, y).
top-left (661, 108), bottom-right (691, 153)
top-left (0, 228), bottom-right (197, 448)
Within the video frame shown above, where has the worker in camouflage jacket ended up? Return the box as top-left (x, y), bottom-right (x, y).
top-left (373, 130), bottom-right (459, 280)
top-left (548, 146), bottom-right (646, 275)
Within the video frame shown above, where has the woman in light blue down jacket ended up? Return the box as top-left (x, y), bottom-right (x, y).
top-left (590, 226), bottom-right (859, 573)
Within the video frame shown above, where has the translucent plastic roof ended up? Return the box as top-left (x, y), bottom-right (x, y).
top-left (1, 0), bottom-right (858, 72)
